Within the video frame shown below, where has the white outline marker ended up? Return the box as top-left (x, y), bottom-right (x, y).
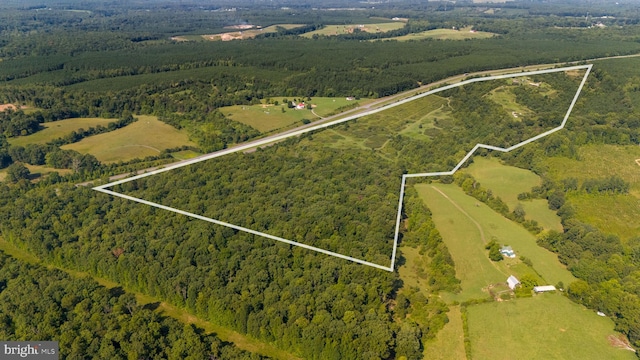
top-left (94, 64), bottom-right (592, 272)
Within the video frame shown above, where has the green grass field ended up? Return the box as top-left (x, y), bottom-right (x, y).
top-left (62, 115), bottom-right (196, 163)
top-left (300, 22), bottom-right (405, 38)
top-left (221, 97), bottom-right (362, 133)
top-left (422, 305), bottom-right (466, 360)
top-left (544, 144), bottom-right (640, 196)
top-left (464, 157), bottom-right (562, 231)
top-left (568, 193), bottom-right (640, 241)
top-left (543, 144), bottom-right (640, 240)
top-left (9, 117), bottom-right (116, 147)
top-left (415, 183), bottom-right (575, 302)
top-left (467, 294), bottom-right (636, 360)
top-left (384, 27), bottom-right (495, 41)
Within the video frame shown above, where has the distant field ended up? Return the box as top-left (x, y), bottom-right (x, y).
top-left (568, 193), bottom-right (640, 242)
top-left (221, 97), bottom-right (363, 133)
top-left (544, 144), bottom-right (640, 196)
top-left (422, 306), bottom-right (466, 360)
top-left (468, 294), bottom-right (636, 360)
top-left (26, 164), bottom-right (72, 178)
top-left (384, 27), bottom-right (495, 41)
top-left (464, 157), bottom-right (562, 231)
top-left (9, 117), bottom-right (116, 147)
top-left (201, 24), bottom-right (304, 41)
top-left (543, 144), bottom-right (640, 240)
top-left (415, 183), bottom-right (575, 302)
top-left (300, 22), bottom-right (405, 38)
top-left (62, 115), bottom-right (195, 163)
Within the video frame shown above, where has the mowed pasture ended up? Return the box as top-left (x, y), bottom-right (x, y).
top-left (422, 306), bottom-right (466, 360)
top-left (62, 115), bottom-right (195, 163)
top-left (467, 294), bottom-right (636, 360)
top-left (221, 97), bottom-right (361, 133)
top-left (415, 183), bottom-right (575, 302)
top-left (9, 117), bottom-right (116, 147)
top-left (384, 27), bottom-right (495, 41)
top-left (300, 22), bottom-right (405, 38)
top-left (464, 157), bottom-right (562, 231)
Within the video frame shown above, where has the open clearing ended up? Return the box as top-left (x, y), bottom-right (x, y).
top-left (201, 24), bottom-right (304, 41)
top-left (543, 144), bottom-right (640, 240)
top-left (415, 183), bottom-right (575, 302)
top-left (0, 103), bottom-right (21, 112)
top-left (300, 22), bottom-right (405, 38)
top-left (544, 144), bottom-right (640, 196)
top-left (62, 115), bottom-right (196, 163)
top-left (9, 117), bottom-right (116, 147)
top-left (384, 27), bottom-right (495, 41)
top-left (467, 294), bottom-right (636, 360)
top-left (222, 97), bottom-right (363, 133)
top-left (422, 305), bottom-right (466, 360)
top-left (568, 193), bottom-right (640, 241)
top-left (464, 157), bottom-right (562, 231)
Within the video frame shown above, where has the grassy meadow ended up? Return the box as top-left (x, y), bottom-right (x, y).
top-left (544, 144), bottom-right (640, 196)
top-left (568, 193), bottom-right (640, 241)
top-left (62, 115), bottom-right (195, 163)
top-left (467, 294), bottom-right (636, 360)
top-left (300, 22), bottom-right (405, 38)
top-left (9, 117), bottom-right (116, 147)
top-left (384, 27), bottom-right (495, 41)
top-left (543, 144), bottom-right (640, 240)
top-left (464, 157), bottom-right (562, 231)
top-left (221, 97), bottom-right (361, 133)
top-left (422, 306), bottom-right (466, 360)
top-left (415, 183), bottom-right (575, 302)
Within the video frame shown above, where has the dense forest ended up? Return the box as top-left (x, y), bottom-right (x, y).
top-left (1, 1), bottom-right (640, 358)
top-left (0, 251), bottom-right (263, 359)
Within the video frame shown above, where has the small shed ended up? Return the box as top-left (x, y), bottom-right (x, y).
top-left (507, 275), bottom-right (520, 290)
top-left (533, 285), bottom-right (557, 293)
top-left (500, 246), bottom-right (516, 258)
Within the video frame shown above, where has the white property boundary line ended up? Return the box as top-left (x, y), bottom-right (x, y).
top-left (94, 64), bottom-right (593, 272)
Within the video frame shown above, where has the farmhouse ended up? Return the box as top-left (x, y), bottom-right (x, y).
top-left (293, 101), bottom-right (306, 110)
top-left (500, 245), bottom-right (516, 258)
top-left (533, 285), bottom-right (557, 293)
top-left (507, 275), bottom-right (520, 290)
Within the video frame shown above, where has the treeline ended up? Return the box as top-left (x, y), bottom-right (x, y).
top-left (401, 187), bottom-right (461, 293)
top-left (0, 251), bottom-right (263, 360)
top-left (452, 172), bottom-right (543, 234)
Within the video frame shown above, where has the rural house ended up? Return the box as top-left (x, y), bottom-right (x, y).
top-left (507, 275), bottom-right (521, 290)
